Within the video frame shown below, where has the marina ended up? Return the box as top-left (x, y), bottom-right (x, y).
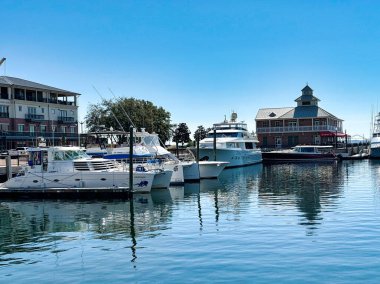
top-left (1, 160), bottom-right (380, 282)
top-left (2, 2), bottom-right (380, 281)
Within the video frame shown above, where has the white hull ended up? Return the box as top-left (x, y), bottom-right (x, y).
top-left (370, 147), bottom-right (380, 158)
top-left (152, 169), bottom-right (173, 189)
top-left (199, 161), bottom-right (229, 178)
top-left (370, 137), bottom-right (380, 158)
top-left (3, 171), bottom-right (155, 193)
top-left (164, 162), bottom-right (184, 185)
top-left (197, 148), bottom-right (262, 168)
top-left (182, 161), bottom-right (200, 181)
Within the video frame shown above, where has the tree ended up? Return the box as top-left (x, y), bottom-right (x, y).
top-left (173, 123), bottom-right (191, 147)
top-left (194, 125), bottom-right (209, 141)
top-left (85, 97), bottom-right (172, 144)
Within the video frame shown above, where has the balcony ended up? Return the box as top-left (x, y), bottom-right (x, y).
top-left (58, 116), bottom-right (76, 124)
top-left (25, 113), bottom-right (45, 121)
top-left (0, 112), bottom-right (9, 118)
top-left (256, 125), bottom-right (342, 134)
top-left (58, 100), bottom-right (75, 106)
top-left (0, 131), bottom-right (78, 140)
top-left (0, 93), bottom-right (9, 99)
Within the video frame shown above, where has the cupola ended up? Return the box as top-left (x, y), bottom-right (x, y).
top-left (295, 85), bottom-right (320, 106)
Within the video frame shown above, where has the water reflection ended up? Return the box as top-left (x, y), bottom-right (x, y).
top-left (258, 162), bottom-right (343, 233)
top-left (0, 161), bottom-right (352, 268)
top-left (0, 189), bottom-right (186, 267)
top-left (369, 159), bottom-right (380, 190)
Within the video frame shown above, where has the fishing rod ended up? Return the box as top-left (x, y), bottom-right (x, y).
top-left (92, 86), bottom-right (126, 132)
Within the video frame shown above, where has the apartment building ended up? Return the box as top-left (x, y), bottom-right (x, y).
top-left (0, 76), bottom-right (80, 150)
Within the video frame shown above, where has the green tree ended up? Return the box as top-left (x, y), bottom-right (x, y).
top-left (85, 97), bottom-right (172, 144)
top-left (173, 123), bottom-right (191, 147)
top-left (194, 125), bottom-right (209, 141)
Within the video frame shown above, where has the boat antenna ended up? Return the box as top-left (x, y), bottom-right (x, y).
top-left (0, 57), bottom-right (6, 75)
top-left (108, 88), bottom-right (136, 128)
top-left (92, 86), bottom-right (126, 132)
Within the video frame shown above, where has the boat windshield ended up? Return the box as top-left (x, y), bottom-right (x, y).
top-left (53, 149), bottom-right (89, 160)
top-left (295, 147), bottom-right (315, 153)
top-left (142, 135), bottom-right (161, 147)
top-left (206, 132), bottom-right (243, 138)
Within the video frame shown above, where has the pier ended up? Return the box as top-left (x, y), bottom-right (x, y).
top-left (0, 187), bottom-right (132, 200)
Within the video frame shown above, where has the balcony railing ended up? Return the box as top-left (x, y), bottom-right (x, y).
top-left (0, 131), bottom-right (78, 139)
top-left (25, 114), bottom-right (45, 121)
top-left (58, 116), bottom-right (76, 124)
top-left (256, 125), bottom-right (342, 134)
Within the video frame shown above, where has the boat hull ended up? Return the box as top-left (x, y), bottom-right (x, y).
top-left (164, 162), bottom-right (184, 185)
top-left (182, 161), bottom-right (200, 181)
top-left (3, 171), bottom-right (155, 193)
top-left (262, 152), bottom-right (337, 162)
top-left (152, 169), bottom-right (173, 189)
top-left (198, 161), bottom-right (229, 178)
top-left (196, 148), bottom-right (262, 168)
top-left (370, 146), bottom-right (380, 159)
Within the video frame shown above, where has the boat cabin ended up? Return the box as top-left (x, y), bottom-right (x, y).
top-left (293, 145), bottom-right (334, 154)
top-left (27, 146), bottom-right (118, 173)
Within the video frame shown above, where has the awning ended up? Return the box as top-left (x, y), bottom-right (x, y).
top-left (319, 131), bottom-right (347, 137)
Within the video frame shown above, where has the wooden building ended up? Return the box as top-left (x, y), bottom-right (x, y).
top-left (255, 85), bottom-right (346, 149)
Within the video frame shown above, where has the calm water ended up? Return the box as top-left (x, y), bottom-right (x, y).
top-left (1, 160), bottom-right (380, 283)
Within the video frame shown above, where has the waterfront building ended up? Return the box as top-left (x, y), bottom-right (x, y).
top-left (0, 76), bottom-right (79, 150)
top-left (255, 85), bottom-right (346, 149)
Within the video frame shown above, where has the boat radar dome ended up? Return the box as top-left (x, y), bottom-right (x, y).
top-left (231, 112), bottom-right (237, 122)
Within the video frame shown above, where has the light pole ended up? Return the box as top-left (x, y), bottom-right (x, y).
top-left (335, 127), bottom-right (338, 149)
top-left (80, 121), bottom-right (84, 147)
top-left (52, 125), bottom-right (56, 147)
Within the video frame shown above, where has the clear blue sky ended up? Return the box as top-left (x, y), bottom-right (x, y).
top-left (2, 0), bottom-right (379, 138)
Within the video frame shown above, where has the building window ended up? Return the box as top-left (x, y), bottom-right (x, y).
top-left (60, 110), bottom-right (67, 117)
top-left (41, 108), bottom-right (44, 113)
top-left (0, 105), bottom-right (9, 117)
top-left (262, 121), bottom-right (269, 127)
top-left (70, 127), bottom-right (75, 134)
top-left (0, 87), bottom-right (8, 99)
top-left (275, 121), bottom-right (281, 127)
top-left (61, 126), bottom-right (66, 133)
top-left (0, 123), bottom-right (9, 131)
top-left (52, 109), bottom-right (55, 114)
top-left (288, 136), bottom-right (299, 147)
top-left (288, 121), bottom-right (297, 127)
top-left (18, 124), bottom-right (25, 132)
top-left (262, 136), bottom-right (268, 147)
top-left (40, 125), bottom-right (46, 133)
top-left (30, 125), bottom-right (35, 133)
top-left (15, 88), bottom-right (25, 100)
top-left (28, 107), bottom-right (37, 114)
top-left (18, 106), bottom-right (22, 112)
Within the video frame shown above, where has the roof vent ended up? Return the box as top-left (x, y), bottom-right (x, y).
top-left (269, 112), bottom-right (276, 117)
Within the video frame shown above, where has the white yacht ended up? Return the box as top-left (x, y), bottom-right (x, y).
top-left (195, 112), bottom-right (262, 167)
top-left (179, 149), bottom-right (229, 180)
top-left (1, 147), bottom-right (171, 193)
top-left (86, 129), bottom-right (185, 185)
top-left (370, 112), bottom-right (380, 159)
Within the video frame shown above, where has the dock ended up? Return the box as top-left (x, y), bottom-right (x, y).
top-left (0, 156), bottom-right (26, 180)
top-left (0, 187), bottom-right (133, 199)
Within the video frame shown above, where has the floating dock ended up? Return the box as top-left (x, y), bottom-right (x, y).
top-left (0, 187), bottom-right (133, 199)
